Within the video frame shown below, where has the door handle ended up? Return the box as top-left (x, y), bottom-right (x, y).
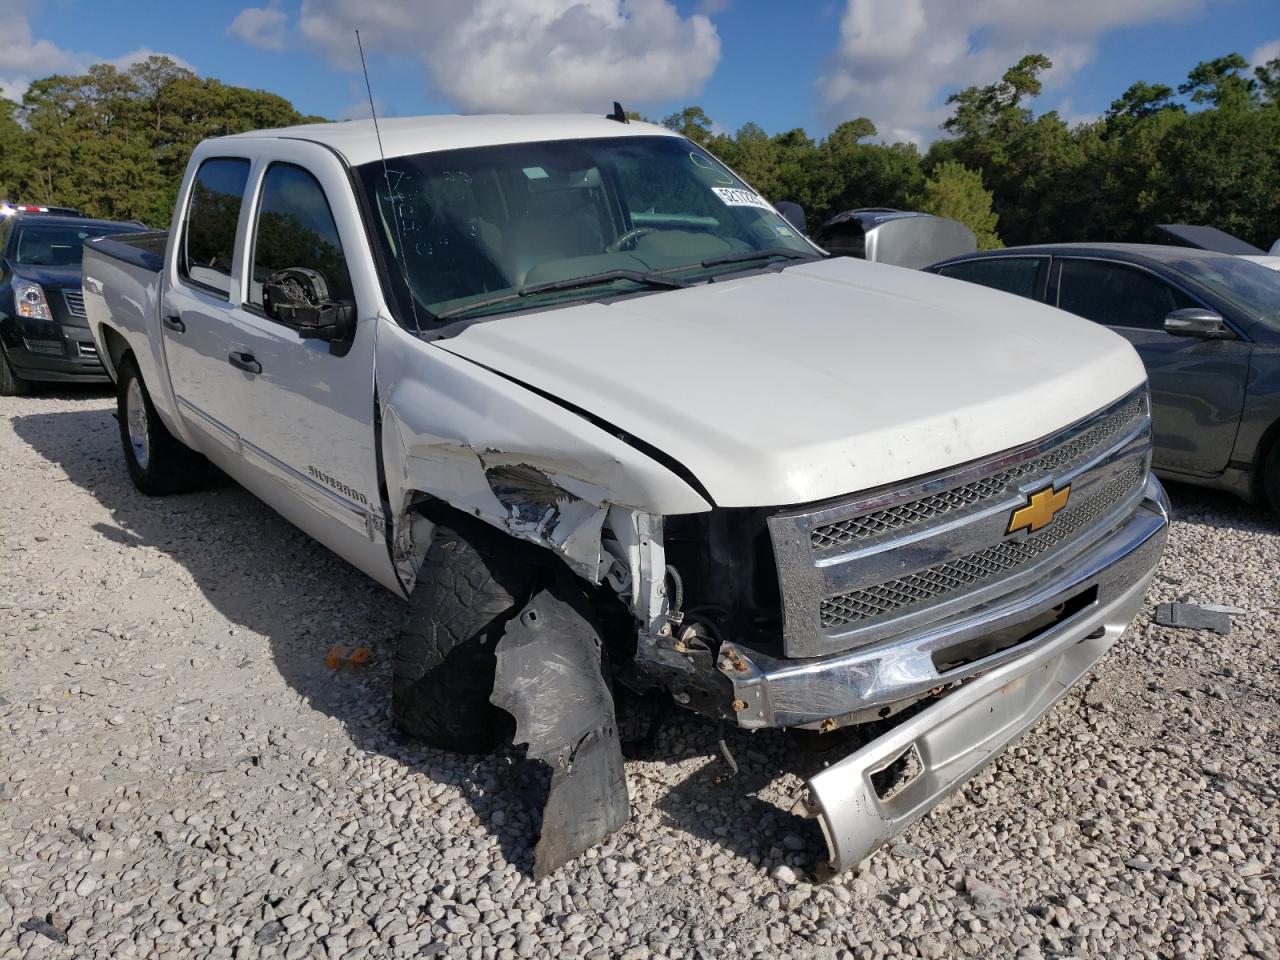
top-left (227, 351), bottom-right (262, 375)
top-left (163, 315), bottom-right (185, 333)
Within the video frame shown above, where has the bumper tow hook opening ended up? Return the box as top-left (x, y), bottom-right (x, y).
top-left (868, 743), bottom-right (923, 802)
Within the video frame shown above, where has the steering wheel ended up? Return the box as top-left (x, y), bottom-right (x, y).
top-left (607, 227), bottom-right (655, 252)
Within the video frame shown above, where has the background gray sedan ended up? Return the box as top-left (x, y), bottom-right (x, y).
top-left (926, 244), bottom-right (1280, 513)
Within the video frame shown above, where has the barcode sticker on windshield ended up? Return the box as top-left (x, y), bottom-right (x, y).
top-left (712, 187), bottom-right (772, 210)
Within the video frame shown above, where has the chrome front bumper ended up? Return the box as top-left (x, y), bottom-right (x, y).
top-left (720, 476), bottom-right (1170, 731)
top-left (788, 477), bottom-right (1169, 874)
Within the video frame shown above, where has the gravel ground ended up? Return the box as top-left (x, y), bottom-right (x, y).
top-left (1, 389), bottom-right (1278, 960)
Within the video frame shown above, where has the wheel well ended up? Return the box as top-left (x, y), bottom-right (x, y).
top-left (97, 326), bottom-right (131, 382)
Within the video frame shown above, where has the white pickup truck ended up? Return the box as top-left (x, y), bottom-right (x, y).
top-left (82, 112), bottom-right (1169, 878)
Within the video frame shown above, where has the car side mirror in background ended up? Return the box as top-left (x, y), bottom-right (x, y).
top-left (1163, 307), bottom-right (1231, 339)
top-left (774, 201), bottom-right (807, 236)
top-left (264, 267), bottom-right (356, 352)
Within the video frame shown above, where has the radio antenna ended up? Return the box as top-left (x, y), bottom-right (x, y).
top-left (356, 29), bottom-right (423, 335)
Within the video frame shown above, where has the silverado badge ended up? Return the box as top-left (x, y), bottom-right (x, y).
top-left (1007, 484), bottom-right (1071, 535)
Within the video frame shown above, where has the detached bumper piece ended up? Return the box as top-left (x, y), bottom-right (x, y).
top-left (491, 584), bottom-right (629, 879)
top-left (792, 482), bottom-right (1168, 874)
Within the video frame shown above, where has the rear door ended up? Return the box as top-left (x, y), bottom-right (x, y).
top-left (931, 256), bottom-right (1050, 303)
top-left (1053, 257), bottom-right (1252, 475)
top-left (212, 142), bottom-right (399, 592)
top-left (161, 155), bottom-right (253, 455)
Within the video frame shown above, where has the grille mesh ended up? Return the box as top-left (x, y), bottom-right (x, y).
top-left (819, 461), bottom-right (1145, 628)
top-left (810, 395), bottom-right (1145, 551)
top-left (62, 290), bottom-right (86, 319)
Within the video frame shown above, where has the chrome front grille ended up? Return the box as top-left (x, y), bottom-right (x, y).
top-left (768, 388), bottom-right (1152, 658)
top-left (820, 460), bottom-right (1145, 628)
top-left (811, 394), bottom-right (1144, 550)
top-left (62, 289), bottom-right (86, 319)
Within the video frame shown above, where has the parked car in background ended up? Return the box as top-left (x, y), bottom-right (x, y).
top-left (927, 244), bottom-right (1280, 511)
top-left (0, 201), bottom-right (84, 218)
top-left (811, 208), bottom-right (976, 268)
top-left (1152, 223), bottom-right (1264, 256)
top-left (1, 212), bottom-right (147, 394)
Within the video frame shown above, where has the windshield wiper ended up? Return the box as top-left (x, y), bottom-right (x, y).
top-left (434, 270), bottom-right (688, 321)
top-left (698, 247), bottom-right (817, 270)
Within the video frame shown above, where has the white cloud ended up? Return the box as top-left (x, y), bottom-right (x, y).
top-left (1251, 38), bottom-right (1280, 70)
top-left (228, 4), bottom-right (288, 52)
top-left (817, 0), bottom-right (1211, 144)
top-left (0, 0), bottom-right (190, 101)
top-left (297, 0), bottom-right (721, 113)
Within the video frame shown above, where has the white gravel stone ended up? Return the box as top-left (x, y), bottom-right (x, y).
top-left (1, 393), bottom-right (1278, 960)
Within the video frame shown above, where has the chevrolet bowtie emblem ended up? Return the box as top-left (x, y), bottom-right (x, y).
top-left (1007, 484), bottom-right (1071, 534)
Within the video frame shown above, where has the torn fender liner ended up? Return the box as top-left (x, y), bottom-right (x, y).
top-left (491, 585), bottom-right (630, 878)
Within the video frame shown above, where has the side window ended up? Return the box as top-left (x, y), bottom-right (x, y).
top-left (1058, 259), bottom-right (1197, 330)
top-left (0, 216), bottom-right (12, 254)
top-left (181, 158), bottom-right (251, 297)
top-left (249, 163), bottom-right (352, 310)
top-left (936, 258), bottom-right (1045, 301)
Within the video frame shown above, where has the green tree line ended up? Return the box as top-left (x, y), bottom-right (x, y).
top-left (1, 51), bottom-right (1277, 251)
top-left (664, 51), bottom-right (1280, 250)
top-left (0, 56), bottom-right (324, 226)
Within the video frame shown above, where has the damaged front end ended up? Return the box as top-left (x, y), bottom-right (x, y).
top-left (490, 583), bottom-right (629, 879)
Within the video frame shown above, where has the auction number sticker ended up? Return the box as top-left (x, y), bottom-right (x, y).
top-left (711, 187), bottom-right (773, 210)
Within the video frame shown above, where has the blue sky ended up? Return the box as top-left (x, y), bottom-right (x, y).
top-left (4, 0), bottom-right (1278, 144)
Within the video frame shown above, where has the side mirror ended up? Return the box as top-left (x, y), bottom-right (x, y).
top-left (773, 201), bottom-right (807, 236)
top-left (1164, 307), bottom-right (1230, 339)
top-left (263, 267), bottom-right (356, 347)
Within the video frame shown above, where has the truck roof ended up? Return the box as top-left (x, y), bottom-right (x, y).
top-left (216, 113), bottom-right (680, 167)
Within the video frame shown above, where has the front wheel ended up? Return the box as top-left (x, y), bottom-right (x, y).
top-left (0, 349), bottom-right (33, 396)
top-left (116, 355), bottom-right (206, 495)
top-left (393, 520), bottom-right (540, 753)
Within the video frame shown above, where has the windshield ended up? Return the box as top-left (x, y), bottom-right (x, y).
top-left (355, 135), bottom-right (816, 324)
top-left (1168, 255), bottom-right (1280, 328)
top-left (11, 222), bottom-right (141, 266)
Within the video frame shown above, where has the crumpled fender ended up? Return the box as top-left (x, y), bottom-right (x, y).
top-left (490, 583), bottom-right (630, 878)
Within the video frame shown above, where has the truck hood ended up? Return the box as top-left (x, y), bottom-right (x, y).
top-left (435, 258), bottom-right (1146, 508)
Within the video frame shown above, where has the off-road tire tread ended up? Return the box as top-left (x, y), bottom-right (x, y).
top-left (116, 355), bottom-right (206, 495)
top-left (393, 521), bottom-right (539, 753)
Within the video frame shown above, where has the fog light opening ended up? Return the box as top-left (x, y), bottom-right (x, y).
top-left (869, 742), bottom-right (923, 802)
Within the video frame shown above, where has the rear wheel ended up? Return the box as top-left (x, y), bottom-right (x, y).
top-left (0, 349), bottom-right (33, 396)
top-left (116, 355), bottom-right (206, 495)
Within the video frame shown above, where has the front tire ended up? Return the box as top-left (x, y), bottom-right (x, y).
top-left (116, 355), bottom-right (206, 495)
top-left (393, 520), bottom-right (540, 753)
top-left (0, 349), bottom-right (33, 396)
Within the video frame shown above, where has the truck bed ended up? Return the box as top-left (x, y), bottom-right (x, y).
top-left (82, 230), bottom-right (171, 394)
top-left (87, 230), bottom-right (168, 273)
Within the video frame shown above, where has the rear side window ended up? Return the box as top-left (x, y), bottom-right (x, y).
top-left (248, 163), bottom-right (352, 309)
top-left (1058, 259), bottom-right (1198, 330)
top-left (936, 257), bottom-right (1045, 301)
top-left (181, 158), bottom-right (250, 297)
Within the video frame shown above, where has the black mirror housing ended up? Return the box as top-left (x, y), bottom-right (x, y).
top-left (1164, 307), bottom-right (1230, 339)
top-left (264, 267), bottom-right (356, 352)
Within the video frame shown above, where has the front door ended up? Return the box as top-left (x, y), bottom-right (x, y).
top-left (1054, 257), bottom-right (1252, 475)
top-left (211, 145), bottom-right (400, 593)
